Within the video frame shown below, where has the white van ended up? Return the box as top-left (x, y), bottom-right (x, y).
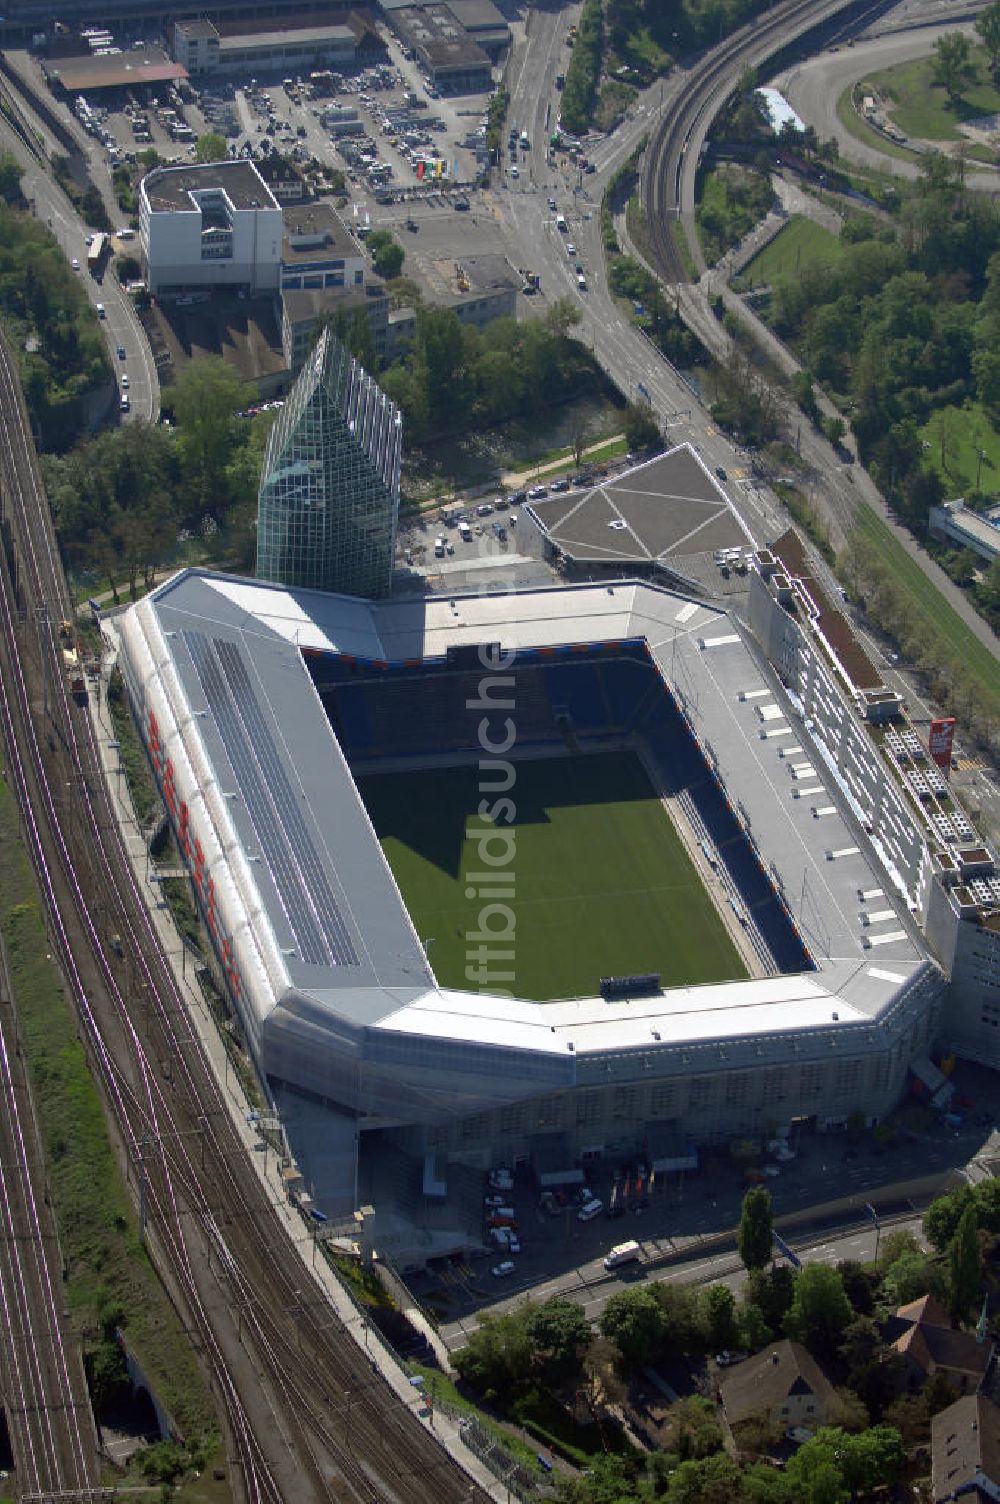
top-left (577, 1198), bottom-right (603, 1222)
top-left (458, 521), bottom-right (473, 542)
top-left (556, 214), bottom-right (567, 233)
top-left (604, 1239), bottom-right (641, 1269)
top-left (434, 536), bottom-right (445, 557)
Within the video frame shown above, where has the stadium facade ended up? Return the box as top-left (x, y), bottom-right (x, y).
top-left (112, 552), bottom-right (1000, 1221)
top-left (256, 328), bottom-right (402, 599)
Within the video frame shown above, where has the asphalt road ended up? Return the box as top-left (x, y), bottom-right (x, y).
top-left (439, 1213), bottom-right (925, 1350)
top-left (776, 20), bottom-right (1000, 187)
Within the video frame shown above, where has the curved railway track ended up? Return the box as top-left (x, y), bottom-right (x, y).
top-left (0, 329), bottom-right (490, 1504)
top-left (643, 0), bottom-right (889, 285)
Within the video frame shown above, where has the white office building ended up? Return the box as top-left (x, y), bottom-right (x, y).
top-left (139, 160), bottom-right (283, 297)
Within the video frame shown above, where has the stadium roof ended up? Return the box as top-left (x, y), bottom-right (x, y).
top-left (527, 444), bottom-right (753, 569)
top-left (116, 571), bottom-right (932, 1107)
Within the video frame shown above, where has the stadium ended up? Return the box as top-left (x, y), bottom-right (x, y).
top-left (116, 566), bottom-right (946, 1244)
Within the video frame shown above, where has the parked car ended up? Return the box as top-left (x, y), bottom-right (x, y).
top-left (492, 1260), bottom-right (515, 1277)
top-left (527, 484), bottom-right (548, 499)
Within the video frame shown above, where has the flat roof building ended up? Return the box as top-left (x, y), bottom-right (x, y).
top-left (43, 45), bottom-right (187, 95)
top-left (257, 328), bottom-right (402, 597)
top-left (139, 160), bottom-right (282, 297)
top-left (392, 3), bottom-right (492, 92)
top-left (929, 498), bottom-right (1000, 565)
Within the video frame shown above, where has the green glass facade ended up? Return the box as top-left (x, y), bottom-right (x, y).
top-left (257, 329), bottom-right (401, 598)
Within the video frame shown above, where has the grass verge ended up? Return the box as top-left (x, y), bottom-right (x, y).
top-left (864, 51), bottom-right (1000, 142)
top-left (853, 503), bottom-right (1000, 722)
top-left (107, 668), bottom-right (160, 828)
top-left (918, 400), bottom-right (1000, 499)
top-left (835, 85), bottom-right (922, 163)
top-left (735, 215), bottom-right (843, 288)
top-left (0, 777), bottom-right (217, 1450)
top-left (406, 1363), bottom-right (549, 1475)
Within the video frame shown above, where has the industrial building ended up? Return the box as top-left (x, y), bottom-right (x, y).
top-left (281, 282), bottom-right (389, 371)
top-left (42, 45), bottom-right (187, 98)
top-left (256, 328), bottom-right (401, 596)
top-left (139, 160), bottom-right (283, 297)
top-left (170, 16), bottom-right (360, 76)
top-left (385, 251), bottom-right (518, 358)
top-left (390, 3), bottom-right (493, 92)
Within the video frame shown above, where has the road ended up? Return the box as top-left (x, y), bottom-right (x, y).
top-left (777, 21), bottom-right (1000, 186)
top-left (0, 100), bottom-right (158, 425)
top-left (440, 1212), bottom-right (925, 1350)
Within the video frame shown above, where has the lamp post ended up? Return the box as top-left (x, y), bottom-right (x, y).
top-left (865, 1202), bottom-right (881, 1268)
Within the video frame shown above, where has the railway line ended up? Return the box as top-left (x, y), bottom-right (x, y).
top-left (642, 0), bottom-right (888, 286)
top-left (0, 914), bottom-right (101, 1502)
top-left (0, 327), bottom-right (490, 1502)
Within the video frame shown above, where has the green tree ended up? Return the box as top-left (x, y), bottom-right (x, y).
top-left (822, 415), bottom-right (847, 448)
top-left (664, 1453), bottom-right (743, 1503)
top-left (194, 131), bottom-right (229, 163)
top-left (622, 400), bottom-right (661, 451)
top-left (784, 1265), bottom-right (852, 1357)
top-left (452, 1310), bottom-right (532, 1402)
top-left (738, 1187), bottom-right (773, 1272)
top-left (924, 1187), bottom-right (973, 1251)
top-left (700, 1284), bottom-right (738, 1353)
top-left (367, 229), bottom-right (405, 280)
top-left (598, 1286), bottom-right (665, 1369)
top-left (976, 0), bottom-right (1000, 74)
top-left (745, 1263), bottom-right (795, 1331)
top-left (0, 150), bottom-right (22, 204)
top-left (169, 357), bottom-right (251, 512)
top-left (932, 32), bottom-right (974, 99)
top-left (525, 1298), bottom-right (591, 1383)
top-left (948, 1204), bottom-right (983, 1322)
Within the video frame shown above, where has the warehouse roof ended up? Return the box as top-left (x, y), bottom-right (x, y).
top-left (44, 46), bottom-right (187, 93)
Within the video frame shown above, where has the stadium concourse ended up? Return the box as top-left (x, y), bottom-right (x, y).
top-left (115, 570), bottom-right (944, 1253)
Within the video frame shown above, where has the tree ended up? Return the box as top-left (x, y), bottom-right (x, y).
top-left (663, 1396), bottom-right (724, 1462)
top-left (948, 1204), bottom-right (983, 1322)
top-left (598, 1286), bottom-right (665, 1369)
top-left (577, 1337), bottom-right (625, 1425)
top-left (194, 131), bottom-right (229, 163)
top-left (738, 1187), bottom-right (773, 1272)
top-left (932, 32), bottom-right (973, 99)
top-left (924, 1187), bottom-right (973, 1251)
top-left (525, 1298), bottom-right (591, 1383)
top-left (822, 415), bottom-right (846, 448)
top-left (700, 1285), bottom-right (737, 1353)
top-left (367, 229), bottom-right (405, 280)
top-left (663, 1453), bottom-right (744, 1504)
top-left (976, 0), bottom-right (1000, 75)
top-left (169, 357), bottom-right (252, 512)
top-left (452, 1310), bottom-right (533, 1402)
top-left (0, 150), bottom-right (22, 204)
top-left (622, 400), bottom-right (661, 452)
top-left (784, 1265), bottom-right (852, 1356)
top-left (545, 296), bottom-right (583, 339)
top-left (745, 1263), bottom-right (795, 1331)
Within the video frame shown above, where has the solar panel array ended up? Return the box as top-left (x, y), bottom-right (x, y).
top-left (185, 632), bottom-right (359, 968)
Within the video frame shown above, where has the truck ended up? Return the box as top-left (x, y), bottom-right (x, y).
top-left (60, 621), bottom-right (88, 702)
top-left (604, 1240), bottom-right (641, 1270)
top-left (87, 232), bottom-right (107, 277)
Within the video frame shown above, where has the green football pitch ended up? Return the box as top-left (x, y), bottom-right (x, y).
top-left (357, 751), bottom-right (748, 1001)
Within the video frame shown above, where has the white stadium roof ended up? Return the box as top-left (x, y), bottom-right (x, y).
top-left (116, 570), bottom-right (933, 1115)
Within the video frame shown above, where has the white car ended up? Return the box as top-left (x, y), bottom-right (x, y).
top-left (71, 258), bottom-right (80, 271)
top-left (491, 1260), bottom-right (515, 1278)
top-left (121, 373), bottom-right (129, 388)
top-left (510, 164), bottom-right (519, 178)
top-left (566, 242), bottom-right (576, 255)
top-left (484, 1194), bottom-right (506, 1207)
top-left (763, 1165), bottom-right (780, 1177)
top-left (96, 303), bottom-right (106, 318)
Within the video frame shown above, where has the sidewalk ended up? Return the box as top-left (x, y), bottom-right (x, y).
top-left (91, 632), bottom-right (512, 1502)
top-left (501, 433), bottom-right (625, 489)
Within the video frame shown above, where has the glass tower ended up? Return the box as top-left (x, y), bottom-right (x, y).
top-left (256, 329), bottom-right (402, 599)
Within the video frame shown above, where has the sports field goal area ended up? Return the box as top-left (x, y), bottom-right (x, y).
top-left (358, 750), bottom-right (748, 1002)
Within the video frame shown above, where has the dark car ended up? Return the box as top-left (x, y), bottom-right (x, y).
top-left (117, 344), bottom-right (127, 359)
top-left (716, 465), bottom-right (727, 481)
top-left (509, 489), bottom-right (527, 506)
top-left (453, 196), bottom-right (470, 210)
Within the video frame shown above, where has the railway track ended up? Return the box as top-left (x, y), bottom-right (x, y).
top-left (0, 330), bottom-right (490, 1503)
top-left (642, 0), bottom-right (888, 286)
top-left (0, 919), bottom-right (101, 1502)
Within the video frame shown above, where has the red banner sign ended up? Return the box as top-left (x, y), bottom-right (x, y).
top-left (928, 717), bottom-right (956, 771)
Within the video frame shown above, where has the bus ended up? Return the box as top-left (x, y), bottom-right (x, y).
top-left (87, 233), bottom-right (107, 276)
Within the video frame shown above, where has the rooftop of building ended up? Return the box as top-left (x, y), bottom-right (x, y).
top-left (719, 1341), bottom-right (836, 1427)
top-left (933, 498), bottom-right (1000, 555)
top-left (213, 7), bottom-right (371, 38)
top-left (119, 569), bottom-right (932, 1052)
top-left (218, 23), bottom-right (357, 50)
top-left (932, 1393), bottom-right (1000, 1502)
top-left (174, 18), bottom-right (219, 39)
top-left (44, 46), bottom-right (187, 94)
top-left (888, 1294), bottom-right (994, 1380)
top-left (392, 3), bottom-right (491, 69)
top-left (282, 283), bottom-right (386, 325)
top-left (527, 443), bottom-right (752, 569)
top-left (444, 0), bottom-right (509, 31)
top-left (143, 160), bottom-right (279, 213)
top-left (282, 202), bottom-right (362, 263)
top-left (769, 528), bottom-right (885, 694)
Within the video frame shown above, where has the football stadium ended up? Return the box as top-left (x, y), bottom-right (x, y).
top-left (115, 560), bottom-right (958, 1245)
